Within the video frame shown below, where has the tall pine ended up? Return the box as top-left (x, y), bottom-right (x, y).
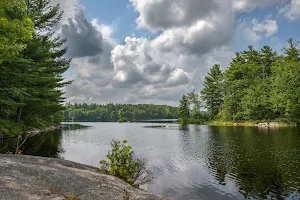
top-left (201, 64), bottom-right (224, 119)
top-left (178, 95), bottom-right (190, 124)
top-left (271, 39), bottom-right (300, 122)
top-left (0, 0), bottom-right (71, 135)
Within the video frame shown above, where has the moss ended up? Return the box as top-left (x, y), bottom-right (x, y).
top-left (66, 195), bottom-right (80, 200)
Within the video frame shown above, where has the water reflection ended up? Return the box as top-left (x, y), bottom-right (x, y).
top-left (0, 130), bottom-right (63, 157)
top-left (204, 126), bottom-right (300, 199)
top-left (0, 123), bottom-right (299, 200)
top-left (0, 124), bottom-right (88, 156)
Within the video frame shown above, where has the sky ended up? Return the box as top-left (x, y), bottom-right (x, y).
top-left (50, 0), bottom-right (300, 106)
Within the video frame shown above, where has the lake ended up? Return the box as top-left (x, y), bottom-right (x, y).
top-left (1, 122), bottom-right (300, 200)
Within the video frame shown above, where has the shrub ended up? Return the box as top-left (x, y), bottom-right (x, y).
top-left (100, 140), bottom-right (153, 187)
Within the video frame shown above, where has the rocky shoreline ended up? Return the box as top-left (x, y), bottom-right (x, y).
top-left (0, 125), bottom-right (66, 140)
top-left (209, 121), bottom-right (297, 128)
top-left (0, 155), bottom-right (164, 200)
top-left (24, 125), bottom-right (67, 137)
top-left (233, 122), bottom-right (280, 128)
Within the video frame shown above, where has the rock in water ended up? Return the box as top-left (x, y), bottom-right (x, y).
top-left (0, 155), bottom-right (164, 200)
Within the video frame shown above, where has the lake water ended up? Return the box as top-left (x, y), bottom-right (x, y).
top-left (1, 122), bottom-right (300, 200)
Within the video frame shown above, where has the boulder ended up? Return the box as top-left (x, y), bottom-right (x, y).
top-left (0, 155), bottom-right (164, 200)
top-left (268, 122), bottom-right (279, 128)
top-left (256, 122), bottom-right (280, 128)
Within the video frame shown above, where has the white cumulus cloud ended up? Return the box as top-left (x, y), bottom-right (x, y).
top-left (243, 18), bottom-right (278, 43)
top-left (49, 0), bottom-right (290, 105)
top-left (279, 0), bottom-right (300, 20)
top-left (232, 0), bottom-right (285, 11)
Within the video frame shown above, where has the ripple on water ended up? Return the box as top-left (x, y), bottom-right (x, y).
top-left (4, 123), bottom-right (300, 200)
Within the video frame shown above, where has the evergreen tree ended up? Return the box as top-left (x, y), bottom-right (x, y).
top-left (118, 109), bottom-right (126, 122)
top-left (271, 39), bottom-right (300, 122)
top-left (201, 64), bottom-right (224, 119)
top-left (178, 95), bottom-right (190, 124)
top-left (241, 46), bottom-right (277, 120)
top-left (222, 47), bottom-right (263, 120)
top-left (0, 0), bottom-right (34, 134)
top-left (0, 0), bottom-right (70, 135)
top-left (0, 0), bottom-right (34, 62)
top-left (184, 39), bottom-right (300, 124)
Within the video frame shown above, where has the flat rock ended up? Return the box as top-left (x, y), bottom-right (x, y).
top-left (0, 155), bottom-right (164, 200)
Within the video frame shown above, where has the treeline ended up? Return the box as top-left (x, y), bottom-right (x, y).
top-left (0, 0), bottom-right (70, 135)
top-left (179, 39), bottom-right (300, 124)
top-left (63, 103), bottom-right (178, 122)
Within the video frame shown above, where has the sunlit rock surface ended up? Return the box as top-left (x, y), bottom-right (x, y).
top-left (0, 155), bottom-right (164, 200)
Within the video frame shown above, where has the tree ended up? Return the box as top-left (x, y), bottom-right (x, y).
top-left (0, 0), bottom-right (34, 62)
top-left (0, 0), bottom-right (34, 134)
top-left (241, 46), bottom-right (277, 120)
top-left (100, 140), bottom-right (153, 187)
top-left (0, 0), bottom-right (70, 135)
top-left (271, 39), bottom-right (300, 122)
top-left (201, 64), bottom-right (224, 119)
top-left (178, 95), bottom-right (190, 124)
top-left (189, 39), bottom-right (300, 124)
top-left (221, 46), bottom-right (269, 121)
top-left (187, 90), bottom-right (208, 124)
top-left (117, 109), bottom-right (126, 122)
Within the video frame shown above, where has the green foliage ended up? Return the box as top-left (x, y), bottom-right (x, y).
top-left (177, 91), bottom-right (209, 125)
top-left (179, 39), bottom-right (300, 124)
top-left (201, 64), bottom-right (224, 119)
top-left (100, 140), bottom-right (153, 187)
top-left (117, 109), bottom-right (127, 122)
top-left (0, 0), bottom-right (34, 62)
top-left (178, 95), bottom-right (190, 124)
top-left (197, 40), bottom-right (300, 123)
top-left (63, 103), bottom-right (178, 122)
top-left (0, 0), bottom-right (70, 135)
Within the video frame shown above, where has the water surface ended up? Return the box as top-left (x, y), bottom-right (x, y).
top-left (1, 123), bottom-right (300, 200)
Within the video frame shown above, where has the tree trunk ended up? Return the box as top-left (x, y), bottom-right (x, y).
top-left (16, 107), bottom-right (22, 124)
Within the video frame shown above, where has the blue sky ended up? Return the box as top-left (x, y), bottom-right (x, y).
top-left (80, 0), bottom-right (158, 43)
top-left (57, 0), bottom-right (300, 105)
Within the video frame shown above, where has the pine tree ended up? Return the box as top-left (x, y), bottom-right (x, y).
top-left (271, 39), bottom-right (300, 122)
top-left (0, 0), bottom-right (34, 62)
top-left (0, 0), bottom-right (70, 135)
top-left (178, 95), bottom-right (190, 124)
top-left (0, 0), bottom-right (35, 134)
top-left (201, 64), bottom-right (224, 119)
top-left (241, 46), bottom-right (277, 120)
top-left (222, 47), bottom-right (262, 120)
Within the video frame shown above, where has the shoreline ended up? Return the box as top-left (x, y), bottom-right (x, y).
top-left (24, 125), bottom-right (67, 137)
top-left (207, 121), bottom-right (298, 128)
top-left (62, 121), bottom-right (298, 128)
top-left (0, 125), bottom-right (66, 140)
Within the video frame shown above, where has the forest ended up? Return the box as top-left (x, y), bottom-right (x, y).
top-left (179, 40), bottom-right (300, 125)
top-left (63, 103), bottom-right (178, 122)
top-left (1, 1), bottom-right (299, 136)
top-left (0, 0), bottom-right (70, 135)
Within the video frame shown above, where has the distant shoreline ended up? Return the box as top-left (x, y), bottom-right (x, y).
top-left (62, 121), bottom-right (298, 127)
